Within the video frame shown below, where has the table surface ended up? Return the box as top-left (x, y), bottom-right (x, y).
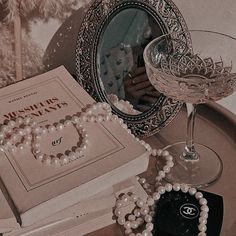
top-left (87, 104), bottom-right (236, 236)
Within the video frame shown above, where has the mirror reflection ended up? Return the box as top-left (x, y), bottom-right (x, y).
top-left (98, 8), bottom-right (162, 114)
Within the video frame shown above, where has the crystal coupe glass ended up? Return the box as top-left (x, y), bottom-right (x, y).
top-left (144, 30), bottom-right (236, 187)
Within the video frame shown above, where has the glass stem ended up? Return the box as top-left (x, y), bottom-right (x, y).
top-left (182, 103), bottom-right (199, 161)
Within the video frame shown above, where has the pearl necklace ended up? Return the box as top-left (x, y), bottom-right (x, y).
top-left (114, 150), bottom-right (208, 236)
top-left (0, 102), bottom-right (209, 235)
top-left (0, 102), bottom-right (132, 167)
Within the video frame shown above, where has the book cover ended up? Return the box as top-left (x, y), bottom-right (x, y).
top-left (4, 177), bottom-right (147, 236)
top-left (0, 66), bottom-right (149, 227)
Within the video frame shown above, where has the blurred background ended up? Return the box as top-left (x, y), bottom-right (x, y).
top-left (0, 0), bottom-right (235, 113)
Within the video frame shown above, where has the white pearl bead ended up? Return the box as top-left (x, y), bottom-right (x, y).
top-left (131, 221), bottom-right (138, 229)
top-left (57, 123), bottom-right (64, 130)
top-left (24, 117), bottom-right (32, 124)
top-left (128, 214), bottom-right (136, 221)
top-left (48, 125), bottom-right (56, 133)
top-left (72, 116), bottom-right (80, 123)
top-left (35, 135), bottom-right (42, 140)
top-left (117, 218), bottom-right (125, 225)
top-left (8, 120), bottom-right (16, 127)
top-left (134, 209), bottom-right (141, 217)
top-left (198, 233), bottom-right (206, 236)
top-left (18, 144), bottom-right (24, 150)
top-left (18, 129), bottom-right (25, 136)
top-left (69, 152), bottom-right (76, 160)
top-left (64, 120), bottom-right (72, 126)
top-left (121, 195), bottom-right (129, 203)
top-left (124, 221), bottom-right (131, 229)
top-left (136, 199), bottom-right (144, 208)
top-left (158, 170), bottom-right (165, 178)
top-left (116, 200), bottom-right (123, 208)
top-left (136, 233), bottom-right (142, 236)
top-left (181, 184), bottom-right (189, 193)
top-left (151, 149), bottom-right (157, 156)
top-left (131, 194), bottom-right (138, 202)
top-left (165, 183), bottom-right (173, 192)
top-left (199, 198), bottom-right (207, 205)
top-left (12, 134), bottom-right (19, 141)
top-left (198, 223), bottom-right (207, 232)
top-left (139, 178), bottom-right (146, 184)
top-left (51, 157), bottom-right (60, 166)
top-left (5, 140), bottom-right (12, 147)
top-left (114, 208), bottom-right (122, 217)
top-left (31, 121), bottom-right (37, 127)
top-left (156, 149), bottom-right (162, 156)
top-left (200, 212), bottom-right (208, 218)
top-left (33, 126), bottom-right (41, 134)
top-left (189, 187), bottom-right (197, 196)
top-left (10, 146), bottom-right (17, 153)
top-left (129, 233), bottom-right (135, 236)
top-left (16, 117), bottom-right (23, 125)
top-left (157, 186), bottom-right (165, 194)
top-left (61, 155), bottom-right (69, 165)
top-left (41, 127), bottom-right (48, 134)
top-left (199, 216), bottom-right (207, 224)
top-left (163, 165), bottom-right (170, 173)
top-left (32, 143), bottom-right (40, 149)
top-left (201, 205), bottom-right (209, 212)
top-left (166, 160), bottom-right (174, 167)
top-left (144, 215), bottom-right (152, 223)
top-left (155, 176), bottom-right (162, 182)
top-left (24, 126), bottom-right (32, 134)
top-left (147, 197), bottom-right (154, 206)
top-left (162, 150), bottom-right (169, 156)
top-left (33, 148), bottom-right (41, 155)
top-left (97, 115), bottom-right (104, 122)
top-left (23, 140), bottom-right (31, 146)
top-left (146, 222), bottom-right (154, 231)
top-left (173, 183), bottom-right (181, 191)
top-left (141, 207), bottom-right (149, 216)
top-left (135, 176), bottom-right (140, 181)
top-left (165, 155), bottom-right (173, 161)
top-left (124, 229), bottom-right (132, 235)
top-left (136, 217), bottom-right (144, 225)
top-left (43, 157), bottom-right (51, 166)
top-left (195, 192), bottom-right (203, 199)
top-left (153, 192), bottom-right (160, 200)
top-left (142, 229), bottom-right (150, 236)
top-left (36, 153), bottom-right (44, 161)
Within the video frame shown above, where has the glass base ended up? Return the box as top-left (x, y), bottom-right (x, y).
top-left (157, 142), bottom-right (223, 188)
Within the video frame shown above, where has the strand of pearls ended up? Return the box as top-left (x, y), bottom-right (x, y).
top-left (31, 123), bottom-right (89, 167)
top-left (114, 149), bottom-right (208, 236)
top-left (0, 102), bottom-right (209, 235)
top-left (0, 102), bottom-right (131, 167)
top-left (0, 116), bottom-right (37, 152)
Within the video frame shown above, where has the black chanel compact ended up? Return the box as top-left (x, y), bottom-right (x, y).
top-left (153, 190), bottom-right (223, 236)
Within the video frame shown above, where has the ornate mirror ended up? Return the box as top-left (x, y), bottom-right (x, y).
top-left (76, 0), bottom-right (191, 137)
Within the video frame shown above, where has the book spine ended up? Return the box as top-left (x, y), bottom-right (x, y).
top-left (0, 177), bottom-right (21, 226)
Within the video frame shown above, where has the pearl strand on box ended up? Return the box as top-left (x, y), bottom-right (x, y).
top-left (114, 149), bottom-right (208, 236)
top-left (0, 102), bottom-right (209, 235)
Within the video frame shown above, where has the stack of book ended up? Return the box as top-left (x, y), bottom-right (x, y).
top-left (0, 67), bottom-right (149, 235)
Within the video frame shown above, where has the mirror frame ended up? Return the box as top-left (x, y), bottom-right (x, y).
top-left (76, 0), bottom-right (191, 137)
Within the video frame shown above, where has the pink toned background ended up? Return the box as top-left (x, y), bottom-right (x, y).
top-left (0, 0), bottom-right (235, 113)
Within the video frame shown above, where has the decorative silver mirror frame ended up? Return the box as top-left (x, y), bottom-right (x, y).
top-left (75, 0), bottom-right (191, 137)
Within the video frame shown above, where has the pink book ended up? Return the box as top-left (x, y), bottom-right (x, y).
top-left (0, 66), bottom-right (149, 228)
